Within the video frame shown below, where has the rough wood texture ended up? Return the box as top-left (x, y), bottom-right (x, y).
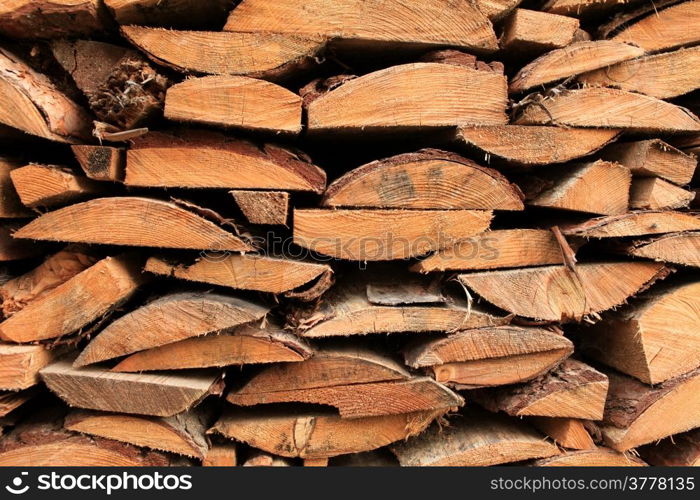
top-left (412, 229), bottom-right (568, 272)
top-left (203, 444), bottom-right (237, 466)
top-left (104, 0), bottom-right (234, 28)
top-left (304, 61), bottom-right (508, 133)
top-left (600, 139), bottom-right (697, 186)
top-left (0, 255), bottom-right (143, 343)
top-left (391, 410), bottom-right (559, 466)
top-left (476, 0), bottom-right (522, 20)
top-left (0, 47), bottom-right (91, 143)
top-left (0, 344), bottom-right (56, 390)
top-left (0, 1), bottom-right (107, 38)
top-left (533, 448), bottom-right (646, 466)
top-left (543, 0), bottom-right (642, 17)
top-left (530, 417), bottom-right (595, 450)
top-left (231, 190), bottom-right (289, 225)
top-left (41, 357), bottom-right (221, 417)
top-left (626, 231), bottom-right (700, 267)
top-left (321, 150), bottom-right (523, 210)
top-left (601, 367), bottom-right (700, 451)
top-left (562, 211), bottom-right (700, 238)
top-left (72, 145), bottom-right (125, 182)
top-left (122, 26), bottom-right (326, 81)
top-left (1, 158), bottom-right (33, 218)
top-left (639, 428), bottom-right (700, 466)
top-left (65, 409), bottom-right (210, 459)
top-left (510, 41), bottom-right (643, 93)
top-left (458, 261), bottom-right (668, 321)
top-left (223, 0), bottom-right (498, 53)
top-left (579, 46), bottom-right (700, 99)
top-left (454, 126), bottom-right (619, 165)
top-left (500, 9), bottom-right (580, 55)
top-left (14, 197), bottom-right (254, 251)
top-left (514, 88), bottom-right (700, 133)
top-left (294, 209), bottom-right (492, 261)
top-left (125, 132), bottom-right (326, 193)
top-left (212, 407), bottom-right (443, 459)
top-left (165, 76), bottom-right (302, 134)
top-left (74, 292), bottom-right (268, 367)
top-left (10, 165), bottom-right (105, 208)
top-left (475, 360), bottom-right (608, 420)
top-left (629, 178), bottom-right (695, 210)
top-left (112, 324), bottom-right (312, 372)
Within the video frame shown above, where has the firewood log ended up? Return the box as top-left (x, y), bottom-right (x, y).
top-left (457, 261), bottom-right (669, 322)
top-left (579, 47), bottom-right (700, 99)
top-left (0, 255), bottom-right (143, 342)
top-left (122, 26), bottom-right (326, 81)
top-left (630, 178), bottom-right (695, 210)
top-left (64, 408), bottom-right (210, 459)
top-left (41, 356), bottom-right (221, 417)
top-left (125, 131), bottom-right (325, 192)
top-left (624, 231), bottom-right (700, 267)
top-left (0, 344), bottom-right (56, 390)
top-left (74, 292), bottom-right (268, 367)
top-left (203, 444), bottom-right (237, 466)
top-left (0, 0), bottom-right (110, 39)
top-left (104, 0), bottom-right (234, 28)
top-left (529, 417), bottom-right (596, 450)
top-left (223, 0), bottom-right (498, 53)
top-left (403, 326), bottom-right (573, 388)
top-left (14, 197), bottom-right (255, 251)
top-left (542, 0), bottom-right (645, 17)
top-left (514, 88), bottom-right (700, 133)
top-left (639, 428), bottom-right (700, 466)
top-left (500, 9), bottom-right (580, 55)
top-left (510, 41), bottom-right (644, 93)
top-left (242, 452), bottom-right (291, 467)
top-left (562, 211), bottom-right (700, 238)
top-left (10, 164), bottom-right (106, 208)
top-left (211, 407), bottom-right (444, 459)
top-left (601, 367), bottom-right (700, 451)
top-left (71, 145), bottom-right (125, 182)
top-left (1, 158), bottom-right (33, 217)
top-left (391, 410), bottom-right (560, 466)
top-left (230, 191), bottom-right (289, 225)
top-left (321, 150), bottom-right (523, 210)
top-left (476, 0), bottom-right (522, 21)
top-left (0, 388), bottom-right (37, 418)
top-left (532, 448), bottom-right (647, 466)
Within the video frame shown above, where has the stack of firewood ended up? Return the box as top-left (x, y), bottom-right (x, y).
top-left (0, 0), bottom-right (698, 467)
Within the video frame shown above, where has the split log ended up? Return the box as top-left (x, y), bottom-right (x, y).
top-left (523, 160), bottom-right (631, 215)
top-left (474, 359), bottom-right (608, 420)
top-left (122, 26), bottom-right (326, 81)
top-left (391, 410), bottom-right (559, 466)
top-left (0, 410), bottom-right (181, 466)
top-left (610, 0), bottom-right (700, 53)
top-left (600, 138), bottom-right (697, 186)
top-left (532, 448), bottom-right (646, 466)
top-left (0, 0), bottom-right (109, 39)
top-left (231, 191), bottom-right (289, 225)
top-left (304, 458), bottom-right (328, 467)
top-left (625, 231), bottom-right (700, 267)
top-left (581, 280), bottom-right (700, 384)
top-left (529, 417), bottom-right (595, 450)
top-left (41, 357), bottom-right (221, 417)
top-left (0, 344), bottom-right (56, 390)
top-left (0, 47), bottom-right (91, 143)
top-left (639, 428), bottom-right (700, 466)
top-left (74, 292), bottom-right (268, 367)
top-left (211, 407), bottom-right (443, 459)
top-left (0, 388), bottom-right (36, 418)
top-left (499, 9), bottom-right (580, 55)
top-left (510, 41), bottom-right (644, 93)
top-left (321, 150), bottom-right (523, 210)
top-left (223, 0), bottom-right (498, 53)
top-left (403, 326), bottom-right (573, 388)
top-left (64, 409), bottom-right (210, 459)
top-left (0, 255), bottom-right (143, 343)
top-left (291, 275), bottom-right (508, 338)
top-left (477, 0), bottom-right (522, 21)
top-left (412, 229), bottom-right (568, 272)
top-left (293, 209), bottom-right (492, 261)
top-left (0, 222), bottom-right (46, 261)
top-left (51, 40), bottom-right (169, 130)
top-left (164, 76), bottom-right (302, 134)
top-left (579, 46), bottom-right (700, 99)
top-left (458, 261), bottom-right (669, 321)
top-left (562, 211), bottom-right (700, 238)
top-left (243, 453), bottom-right (291, 467)
top-left (13, 197), bottom-right (255, 251)
top-left (145, 254), bottom-right (333, 297)
top-left (104, 0), bottom-right (236, 28)
top-left (304, 61), bottom-right (508, 133)
top-left (0, 158), bottom-right (32, 218)
top-left (453, 126), bottom-right (619, 166)
top-left (10, 165), bottom-right (105, 208)
top-left (203, 444), bottom-right (237, 467)
top-left (125, 132), bottom-right (325, 193)
top-left (601, 367), bottom-right (700, 451)
top-left (542, 0), bottom-right (643, 17)
top-left (72, 145), bottom-right (125, 182)
top-left (514, 88), bottom-right (700, 133)
top-left (630, 178), bottom-right (695, 210)
top-left (112, 324), bottom-right (312, 372)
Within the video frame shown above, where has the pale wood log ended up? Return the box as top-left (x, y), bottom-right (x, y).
top-left (639, 428), bottom-right (700, 466)
top-left (0, 344), bottom-right (56, 390)
top-left (72, 145), bottom-right (125, 182)
top-left (543, 0), bottom-right (645, 17)
top-left (530, 417), bottom-right (596, 450)
top-left (0, 158), bottom-right (32, 218)
top-left (626, 231), bottom-right (700, 268)
top-left (231, 191), bottom-right (289, 225)
top-left (10, 164), bottom-right (106, 208)
top-left (629, 177), bottom-right (695, 210)
top-left (500, 9), bottom-right (579, 55)
top-left (562, 211), bottom-right (700, 238)
top-left (304, 458), bottom-right (328, 467)
top-left (321, 149), bottom-right (523, 210)
top-left (13, 197), bottom-right (255, 251)
top-left (242, 452), bottom-right (291, 467)
top-left (0, 0), bottom-right (109, 39)
top-left (203, 444), bottom-right (237, 466)
top-left (74, 292), bottom-right (268, 367)
top-left (533, 448), bottom-right (646, 466)
top-left (0, 255), bottom-right (143, 343)
top-left (41, 356), bottom-right (221, 417)
top-left (458, 261), bottom-right (669, 321)
top-left (476, 0), bottom-right (522, 20)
